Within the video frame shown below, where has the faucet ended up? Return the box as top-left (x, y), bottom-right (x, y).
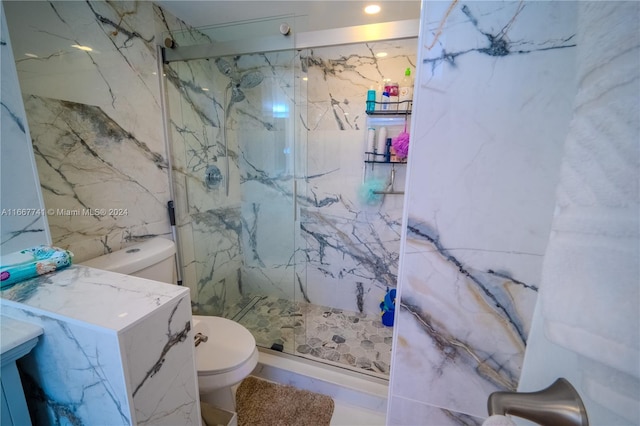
top-left (488, 378), bottom-right (589, 426)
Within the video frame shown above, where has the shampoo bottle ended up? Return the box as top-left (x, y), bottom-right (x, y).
top-left (385, 80), bottom-right (399, 110)
top-left (376, 127), bottom-right (388, 157)
top-left (381, 91), bottom-right (390, 110)
top-left (366, 127), bottom-right (376, 156)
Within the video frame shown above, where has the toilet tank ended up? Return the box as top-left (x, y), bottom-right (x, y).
top-left (80, 237), bottom-right (177, 284)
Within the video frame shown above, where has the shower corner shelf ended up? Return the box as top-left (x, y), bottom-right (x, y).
top-left (364, 154), bottom-right (407, 165)
top-left (365, 100), bottom-right (412, 116)
top-left (364, 161), bottom-right (408, 164)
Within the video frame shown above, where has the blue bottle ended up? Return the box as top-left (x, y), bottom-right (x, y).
top-left (385, 138), bottom-right (392, 162)
top-left (366, 89), bottom-right (376, 112)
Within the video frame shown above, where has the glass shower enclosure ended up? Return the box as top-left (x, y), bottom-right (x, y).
top-left (161, 16), bottom-right (417, 378)
top-left (163, 17), bottom-right (308, 354)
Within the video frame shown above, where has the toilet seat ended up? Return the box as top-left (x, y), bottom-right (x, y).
top-left (192, 315), bottom-right (257, 375)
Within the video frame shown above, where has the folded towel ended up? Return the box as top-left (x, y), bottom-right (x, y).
top-left (0, 246), bottom-right (74, 289)
top-left (539, 1), bottom-right (639, 380)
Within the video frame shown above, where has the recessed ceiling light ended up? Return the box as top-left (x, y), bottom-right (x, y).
top-left (71, 44), bottom-right (93, 52)
top-left (364, 4), bottom-right (381, 14)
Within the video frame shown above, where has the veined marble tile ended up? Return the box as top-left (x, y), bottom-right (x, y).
top-left (1, 266), bottom-right (199, 425)
top-left (3, 304), bottom-right (133, 425)
top-left (293, 42), bottom-right (415, 315)
top-left (0, 4), bottom-right (50, 252)
top-left (4, 1), bottom-right (172, 262)
top-left (1, 266), bottom-right (187, 330)
top-left (163, 49), bottom-right (243, 310)
top-left (157, 4), bottom-right (249, 313)
top-left (6, 1), bottom-right (164, 148)
top-left (387, 395), bottom-right (483, 426)
top-left (163, 43), bottom-right (300, 307)
top-left (392, 232), bottom-right (538, 415)
top-left (154, 4), bottom-right (212, 49)
top-left (120, 295), bottom-right (200, 425)
top-left (300, 208), bottom-right (401, 313)
top-left (389, 0), bottom-right (579, 420)
top-left (303, 40), bottom-right (417, 131)
top-left (24, 95), bottom-right (171, 263)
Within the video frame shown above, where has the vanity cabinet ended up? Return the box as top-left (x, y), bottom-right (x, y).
top-left (1, 317), bottom-right (42, 426)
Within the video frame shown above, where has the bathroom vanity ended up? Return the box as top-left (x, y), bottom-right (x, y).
top-left (0, 265), bottom-right (201, 425)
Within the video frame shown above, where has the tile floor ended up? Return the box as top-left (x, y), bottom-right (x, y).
top-left (227, 295), bottom-right (394, 378)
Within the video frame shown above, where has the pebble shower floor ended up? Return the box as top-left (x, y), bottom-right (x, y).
top-left (227, 295), bottom-right (393, 378)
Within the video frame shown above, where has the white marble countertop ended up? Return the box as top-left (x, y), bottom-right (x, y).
top-left (0, 315), bottom-right (43, 355)
top-left (0, 265), bottom-right (190, 332)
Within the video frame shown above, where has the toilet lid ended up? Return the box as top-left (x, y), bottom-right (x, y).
top-left (192, 315), bottom-right (256, 375)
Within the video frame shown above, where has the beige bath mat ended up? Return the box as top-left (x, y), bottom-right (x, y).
top-left (236, 376), bottom-right (335, 426)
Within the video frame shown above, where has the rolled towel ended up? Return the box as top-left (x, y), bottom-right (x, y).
top-left (0, 245), bottom-right (74, 289)
top-left (482, 415), bottom-right (516, 426)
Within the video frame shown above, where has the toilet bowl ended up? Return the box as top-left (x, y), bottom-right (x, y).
top-left (193, 316), bottom-right (259, 410)
top-left (80, 237), bottom-right (258, 411)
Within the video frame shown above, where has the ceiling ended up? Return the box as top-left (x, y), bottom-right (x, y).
top-left (155, 1), bottom-right (422, 32)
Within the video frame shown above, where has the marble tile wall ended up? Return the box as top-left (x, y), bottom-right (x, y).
top-left (0, 3), bottom-right (50, 253)
top-left (3, 1), bottom-right (175, 263)
top-left (299, 40), bottom-right (416, 316)
top-left (388, 1), bottom-right (579, 423)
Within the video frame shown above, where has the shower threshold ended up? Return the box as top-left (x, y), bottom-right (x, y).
top-left (227, 295), bottom-right (393, 379)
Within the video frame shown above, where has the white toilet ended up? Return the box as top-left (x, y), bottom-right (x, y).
top-left (80, 237), bottom-right (259, 411)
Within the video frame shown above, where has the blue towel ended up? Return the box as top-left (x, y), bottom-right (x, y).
top-left (0, 246), bottom-right (74, 290)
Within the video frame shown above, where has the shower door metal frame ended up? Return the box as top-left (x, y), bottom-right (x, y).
top-left (162, 19), bottom-right (419, 63)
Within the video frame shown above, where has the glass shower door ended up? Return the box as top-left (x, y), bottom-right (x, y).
top-left (163, 17), bottom-right (306, 355)
top-left (228, 48), bottom-right (302, 352)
